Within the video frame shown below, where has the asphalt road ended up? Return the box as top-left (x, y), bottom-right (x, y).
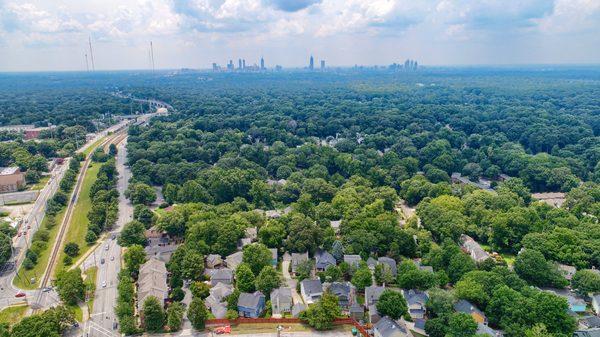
top-left (84, 138), bottom-right (133, 337)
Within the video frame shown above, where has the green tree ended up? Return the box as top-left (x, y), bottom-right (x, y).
top-left (447, 312), bottom-right (477, 337)
top-left (126, 183), bottom-right (157, 205)
top-left (426, 288), bottom-right (455, 318)
top-left (571, 269), bottom-right (600, 295)
top-left (118, 220), bottom-right (146, 247)
top-left (242, 243), bottom-right (272, 275)
top-left (258, 222), bottom-right (285, 248)
top-left (157, 211), bottom-right (186, 237)
top-left (188, 298), bottom-right (208, 330)
top-left (374, 263), bottom-right (394, 285)
top-left (331, 240), bottom-right (344, 263)
top-left (190, 281), bottom-right (211, 299)
top-left (142, 296), bottom-right (165, 333)
top-left (123, 244), bottom-right (146, 274)
top-left (351, 264), bottom-right (372, 291)
top-left (514, 249), bottom-right (568, 288)
top-left (255, 266), bottom-right (281, 296)
top-left (180, 250), bottom-right (204, 280)
top-left (301, 291), bottom-right (340, 330)
top-left (376, 289), bottom-right (408, 320)
top-left (55, 268), bottom-right (85, 305)
top-left (166, 302), bottom-right (185, 332)
top-left (63, 242), bottom-right (79, 257)
top-left (235, 263), bottom-right (256, 292)
top-left (0, 233), bottom-right (11, 266)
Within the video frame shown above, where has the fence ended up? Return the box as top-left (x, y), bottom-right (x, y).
top-left (205, 317), bottom-right (369, 337)
top-left (0, 190), bottom-right (39, 205)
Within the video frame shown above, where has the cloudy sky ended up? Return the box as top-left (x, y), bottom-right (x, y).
top-left (0, 0), bottom-right (599, 71)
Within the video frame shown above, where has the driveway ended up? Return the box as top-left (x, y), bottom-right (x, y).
top-left (281, 253), bottom-right (303, 305)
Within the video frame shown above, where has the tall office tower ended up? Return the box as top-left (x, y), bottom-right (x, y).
top-left (228, 60), bottom-right (234, 70)
top-left (309, 55), bottom-right (314, 70)
top-left (260, 57), bottom-right (265, 70)
top-left (242, 59), bottom-right (246, 69)
top-left (404, 59), bottom-right (410, 70)
top-left (238, 59), bottom-right (242, 69)
top-left (212, 63), bottom-right (218, 71)
top-left (320, 60), bottom-right (325, 70)
top-left (414, 61), bottom-right (418, 70)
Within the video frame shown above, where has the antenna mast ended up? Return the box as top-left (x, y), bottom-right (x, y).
top-left (150, 41), bottom-right (155, 73)
top-left (88, 36), bottom-right (95, 71)
top-left (85, 53), bottom-right (89, 72)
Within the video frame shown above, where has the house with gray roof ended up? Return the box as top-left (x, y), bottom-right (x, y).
top-left (291, 303), bottom-right (306, 318)
top-left (378, 257), bottom-right (397, 276)
top-left (349, 302), bottom-right (364, 321)
top-left (271, 287), bottom-right (293, 317)
top-left (557, 263), bottom-right (577, 281)
top-left (291, 252), bottom-right (309, 275)
top-left (592, 294), bottom-right (600, 315)
top-left (367, 257), bottom-right (378, 270)
top-left (460, 234), bottom-right (490, 263)
top-left (574, 329), bottom-right (600, 337)
top-left (454, 299), bottom-right (487, 324)
top-left (403, 289), bottom-right (429, 320)
top-left (580, 316), bottom-right (600, 330)
top-left (225, 251), bottom-right (244, 270)
top-left (210, 268), bottom-right (233, 286)
top-left (326, 282), bottom-right (355, 309)
top-left (373, 316), bottom-right (413, 337)
top-left (343, 255), bottom-right (362, 267)
top-left (365, 285), bottom-right (386, 307)
top-left (369, 305), bottom-right (381, 324)
top-left (477, 323), bottom-right (504, 336)
top-left (330, 220), bottom-right (341, 233)
top-left (137, 258), bottom-right (168, 307)
top-left (238, 291), bottom-right (266, 318)
top-left (315, 249), bottom-right (336, 271)
top-left (206, 254), bottom-right (223, 269)
top-left (300, 279), bottom-right (323, 304)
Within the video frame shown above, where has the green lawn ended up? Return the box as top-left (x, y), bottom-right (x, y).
top-left (82, 135), bottom-right (107, 156)
top-left (54, 163), bottom-right (101, 275)
top-left (29, 176), bottom-right (50, 190)
top-left (0, 305), bottom-right (28, 325)
top-left (14, 208), bottom-right (66, 290)
top-left (68, 304), bottom-right (83, 322)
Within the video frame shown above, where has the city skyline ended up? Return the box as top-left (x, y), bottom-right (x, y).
top-left (0, 0), bottom-right (599, 71)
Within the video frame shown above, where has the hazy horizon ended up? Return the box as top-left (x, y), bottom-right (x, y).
top-left (1, 0), bottom-right (599, 72)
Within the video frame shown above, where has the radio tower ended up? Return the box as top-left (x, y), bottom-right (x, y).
top-left (150, 41), bottom-right (155, 73)
top-left (84, 53), bottom-right (89, 72)
top-left (88, 36), bottom-right (95, 71)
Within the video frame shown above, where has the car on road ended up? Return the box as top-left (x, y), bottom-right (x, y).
top-left (17, 232), bottom-right (22, 237)
top-left (42, 287), bottom-right (52, 292)
top-left (110, 256), bottom-right (114, 261)
top-left (102, 281), bottom-right (106, 288)
top-left (15, 292), bottom-right (25, 298)
top-left (111, 234), bottom-right (116, 240)
top-left (105, 244), bottom-right (109, 251)
top-left (101, 258), bottom-right (105, 264)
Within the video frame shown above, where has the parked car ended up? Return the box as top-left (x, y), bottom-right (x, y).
top-left (105, 244), bottom-right (109, 251)
top-left (215, 326), bottom-right (231, 334)
top-left (102, 281), bottom-right (106, 288)
top-left (101, 258), bottom-right (105, 264)
top-left (15, 292), bottom-right (26, 298)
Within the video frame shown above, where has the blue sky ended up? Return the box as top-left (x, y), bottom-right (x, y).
top-left (0, 0), bottom-right (599, 71)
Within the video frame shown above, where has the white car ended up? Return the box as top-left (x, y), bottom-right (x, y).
top-left (102, 281), bottom-right (107, 288)
top-left (110, 256), bottom-right (114, 261)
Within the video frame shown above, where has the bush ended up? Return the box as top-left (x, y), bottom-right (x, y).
top-left (63, 255), bottom-right (73, 266)
top-left (30, 240), bottom-right (47, 255)
top-left (23, 258), bottom-right (35, 270)
top-left (225, 310), bottom-right (239, 320)
top-left (171, 287), bottom-right (185, 302)
top-left (64, 242), bottom-right (80, 257)
top-left (33, 229), bottom-right (50, 242)
top-left (25, 250), bottom-right (38, 264)
top-left (85, 230), bottom-right (98, 244)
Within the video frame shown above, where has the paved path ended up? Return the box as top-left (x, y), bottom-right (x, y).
top-left (282, 254), bottom-right (303, 305)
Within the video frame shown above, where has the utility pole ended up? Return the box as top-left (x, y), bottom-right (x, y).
top-left (150, 41), bottom-right (155, 73)
top-left (85, 53), bottom-right (89, 72)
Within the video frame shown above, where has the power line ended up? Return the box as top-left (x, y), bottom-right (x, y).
top-left (88, 36), bottom-right (95, 71)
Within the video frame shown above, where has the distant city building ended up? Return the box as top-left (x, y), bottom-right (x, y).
top-left (275, 65), bottom-right (282, 71)
top-left (238, 59), bottom-right (242, 70)
top-left (212, 63), bottom-right (219, 71)
top-left (242, 59), bottom-right (246, 69)
top-left (260, 57), bottom-right (265, 70)
top-left (320, 60), bottom-right (325, 70)
top-left (227, 60), bottom-right (234, 70)
top-left (309, 55), bottom-right (314, 70)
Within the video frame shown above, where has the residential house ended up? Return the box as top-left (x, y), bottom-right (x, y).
top-left (211, 303), bottom-right (227, 319)
top-left (291, 252), bottom-right (309, 275)
top-left (365, 285), bottom-right (386, 307)
top-left (206, 254), bottom-right (223, 269)
top-left (349, 302), bottom-right (364, 321)
top-left (245, 227), bottom-right (258, 241)
top-left (373, 316), bottom-right (413, 337)
top-left (343, 255), bottom-right (362, 268)
top-left (315, 250), bottom-right (336, 272)
top-left (454, 299), bottom-right (487, 324)
top-left (378, 257), bottom-right (398, 276)
top-left (580, 316), bottom-right (600, 330)
top-left (225, 251), bottom-right (243, 270)
top-left (238, 291), bottom-right (266, 318)
top-left (460, 234), bottom-right (490, 263)
top-left (300, 279), bottom-right (323, 304)
top-left (210, 268), bottom-right (233, 286)
top-left (137, 258), bottom-right (169, 306)
top-left (0, 167), bottom-right (25, 193)
top-left (330, 220), bottom-right (341, 233)
top-left (205, 282), bottom-right (234, 319)
top-left (558, 264), bottom-right (577, 281)
top-left (477, 323), bottom-right (504, 336)
top-left (403, 289), bottom-right (429, 320)
top-left (271, 287), bottom-right (293, 317)
top-left (326, 282), bottom-right (355, 309)
top-left (269, 248), bottom-right (278, 266)
top-left (573, 329), bottom-right (600, 337)
top-left (410, 319), bottom-right (427, 336)
top-left (592, 294), bottom-right (600, 315)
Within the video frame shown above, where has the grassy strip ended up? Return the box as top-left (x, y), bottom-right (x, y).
top-left (54, 163), bottom-right (101, 275)
top-left (84, 266), bottom-right (98, 314)
top-left (0, 305), bottom-right (28, 325)
top-left (83, 135), bottom-right (108, 157)
top-left (14, 208), bottom-right (66, 290)
top-left (28, 176), bottom-right (50, 190)
top-left (68, 304), bottom-right (83, 322)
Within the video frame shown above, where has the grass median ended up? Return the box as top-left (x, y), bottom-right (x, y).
top-left (54, 163), bottom-right (101, 275)
top-left (0, 305), bottom-right (28, 325)
top-left (14, 208), bottom-right (66, 290)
